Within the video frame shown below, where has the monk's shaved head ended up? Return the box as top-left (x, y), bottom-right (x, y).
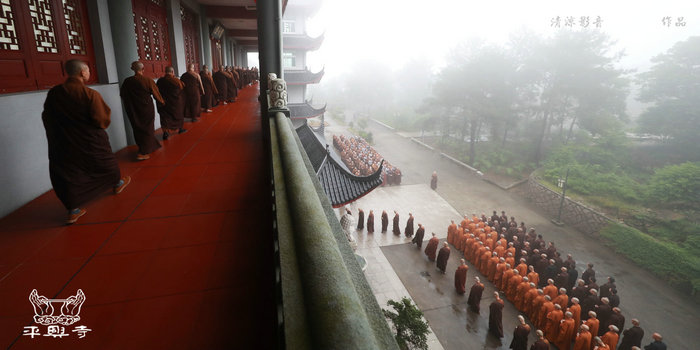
top-left (130, 61), bottom-right (144, 72)
top-left (165, 66), bottom-right (175, 74)
top-left (65, 59), bottom-right (88, 76)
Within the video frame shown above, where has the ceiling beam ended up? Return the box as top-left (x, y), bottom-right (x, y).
top-left (204, 6), bottom-right (256, 19)
top-left (227, 29), bottom-right (258, 37)
top-left (235, 40), bottom-right (258, 47)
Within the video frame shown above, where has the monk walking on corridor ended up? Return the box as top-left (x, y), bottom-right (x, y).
top-left (121, 61), bottom-right (164, 160)
top-left (436, 242), bottom-right (451, 273)
top-left (455, 259), bottom-right (469, 294)
top-left (42, 60), bottom-right (131, 224)
top-left (425, 233), bottom-right (439, 261)
top-left (156, 66), bottom-right (187, 140)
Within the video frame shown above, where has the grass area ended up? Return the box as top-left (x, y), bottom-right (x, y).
top-left (600, 223), bottom-right (700, 300)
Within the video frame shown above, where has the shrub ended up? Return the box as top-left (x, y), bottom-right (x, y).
top-left (383, 297), bottom-right (430, 350)
top-left (600, 223), bottom-right (700, 296)
top-left (645, 162), bottom-right (700, 209)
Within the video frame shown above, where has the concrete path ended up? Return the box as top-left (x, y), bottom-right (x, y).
top-left (326, 113), bottom-right (700, 350)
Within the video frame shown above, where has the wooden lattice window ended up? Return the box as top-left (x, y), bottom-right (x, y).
top-left (132, 0), bottom-right (170, 78)
top-left (0, 0), bottom-right (97, 93)
top-left (180, 4), bottom-right (200, 69)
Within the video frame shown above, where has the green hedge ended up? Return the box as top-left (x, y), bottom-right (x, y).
top-left (600, 223), bottom-right (700, 297)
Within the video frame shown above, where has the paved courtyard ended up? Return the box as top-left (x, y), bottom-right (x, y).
top-left (327, 112), bottom-right (700, 349)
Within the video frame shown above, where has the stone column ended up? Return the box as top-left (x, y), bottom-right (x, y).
top-left (257, 0), bottom-right (283, 84)
top-left (199, 6), bottom-right (212, 69)
top-left (86, 0), bottom-right (118, 84)
top-left (166, 0), bottom-right (187, 75)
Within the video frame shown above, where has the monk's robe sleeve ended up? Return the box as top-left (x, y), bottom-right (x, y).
top-left (88, 89), bottom-right (112, 129)
top-left (149, 79), bottom-right (165, 105)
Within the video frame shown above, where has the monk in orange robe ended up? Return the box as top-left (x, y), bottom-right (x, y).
top-left (523, 283), bottom-right (539, 315)
top-left (505, 252), bottom-right (515, 270)
top-left (527, 266), bottom-right (540, 287)
top-left (516, 259), bottom-right (528, 276)
top-left (487, 253), bottom-right (500, 281)
top-left (544, 279), bottom-right (558, 300)
top-left (447, 220), bottom-right (457, 246)
top-left (501, 266), bottom-right (515, 291)
top-left (601, 325), bottom-right (619, 350)
top-left (531, 290), bottom-right (546, 324)
top-left (460, 215), bottom-right (469, 229)
top-left (545, 304), bottom-right (564, 342)
top-left (568, 298), bottom-right (582, 340)
top-left (573, 325), bottom-right (592, 350)
top-left (553, 288), bottom-right (569, 310)
top-left (494, 259), bottom-right (507, 287)
top-left (556, 311), bottom-right (577, 350)
top-left (457, 227), bottom-right (466, 251)
top-left (506, 242), bottom-right (516, 258)
top-left (514, 276), bottom-right (530, 311)
top-left (538, 296), bottom-right (555, 329)
top-left (479, 248), bottom-right (491, 274)
top-left (455, 259), bottom-right (469, 294)
top-left (484, 234), bottom-right (494, 251)
top-left (585, 312), bottom-right (600, 342)
top-left (592, 337), bottom-right (609, 350)
top-left (424, 233), bottom-right (440, 261)
top-left (494, 241), bottom-right (506, 258)
top-left (507, 270), bottom-right (523, 300)
top-left (475, 244), bottom-right (487, 267)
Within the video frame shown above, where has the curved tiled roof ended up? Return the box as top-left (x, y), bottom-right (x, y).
top-left (283, 33), bottom-right (324, 50)
top-left (289, 101), bottom-right (327, 119)
top-left (284, 68), bottom-right (325, 85)
top-left (295, 122), bottom-right (383, 208)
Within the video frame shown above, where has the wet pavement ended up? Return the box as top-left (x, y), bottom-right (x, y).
top-left (327, 112), bottom-right (700, 350)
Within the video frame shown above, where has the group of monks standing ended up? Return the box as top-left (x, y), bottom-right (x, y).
top-left (351, 205), bottom-right (667, 350)
top-left (332, 134), bottom-right (402, 184)
top-left (121, 61), bottom-right (257, 160)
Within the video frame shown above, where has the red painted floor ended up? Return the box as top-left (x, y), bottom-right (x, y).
top-left (0, 84), bottom-right (277, 349)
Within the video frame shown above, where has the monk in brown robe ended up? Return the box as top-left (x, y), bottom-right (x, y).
top-left (180, 63), bottom-right (204, 122)
top-left (489, 292), bottom-right (505, 338)
top-left (430, 171), bottom-right (438, 190)
top-left (156, 66), bottom-right (187, 140)
top-left (454, 259), bottom-right (469, 294)
top-left (42, 60), bottom-right (130, 224)
top-left (424, 233), bottom-right (439, 261)
top-left (357, 208), bottom-right (364, 230)
top-left (200, 65), bottom-right (217, 112)
top-left (531, 330), bottom-right (550, 350)
top-left (467, 277), bottom-right (485, 313)
top-left (436, 242), bottom-right (451, 273)
top-left (212, 65), bottom-right (228, 104)
top-left (121, 61), bottom-right (164, 160)
top-left (225, 66), bottom-right (237, 102)
top-left (412, 224), bottom-right (425, 248)
top-left (404, 213), bottom-right (414, 237)
top-left (556, 311), bottom-right (577, 350)
top-left (509, 315), bottom-right (531, 350)
top-left (392, 211), bottom-right (401, 235)
top-left (381, 210), bottom-right (388, 232)
top-left (366, 210), bottom-right (375, 233)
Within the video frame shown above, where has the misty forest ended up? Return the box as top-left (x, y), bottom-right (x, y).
top-left (314, 31), bottom-right (700, 295)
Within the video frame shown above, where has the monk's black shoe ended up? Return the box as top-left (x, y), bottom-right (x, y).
top-left (179, 128), bottom-right (188, 134)
top-left (163, 132), bottom-right (169, 140)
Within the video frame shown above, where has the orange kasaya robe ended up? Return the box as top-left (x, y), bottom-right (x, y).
top-left (507, 274), bottom-right (523, 300)
top-left (523, 287), bottom-right (539, 315)
top-left (538, 301), bottom-right (555, 329)
top-left (573, 330), bottom-right (592, 350)
top-left (545, 309), bottom-right (564, 342)
top-left (464, 237), bottom-right (475, 259)
top-left (567, 304), bottom-right (582, 340)
top-left (456, 227), bottom-right (465, 251)
top-left (460, 218), bottom-right (468, 229)
top-left (485, 238), bottom-right (494, 251)
top-left (601, 330), bottom-right (619, 350)
top-left (501, 269), bottom-right (515, 291)
top-left (506, 247), bottom-right (516, 257)
top-left (531, 295), bottom-right (546, 324)
top-left (506, 256), bottom-right (515, 269)
top-left (584, 318), bottom-right (599, 343)
top-left (494, 263), bottom-right (507, 288)
top-left (514, 282), bottom-right (530, 311)
top-left (544, 284), bottom-right (558, 300)
top-left (553, 294), bottom-right (569, 310)
top-left (479, 251), bottom-right (491, 274)
top-left (487, 256), bottom-right (500, 281)
top-left (516, 262), bottom-right (528, 276)
top-left (498, 237), bottom-right (507, 248)
top-left (447, 223), bottom-right (457, 246)
top-left (494, 245), bottom-right (506, 258)
top-left (527, 271), bottom-right (540, 288)
top-left (556, 318), bottom-right (576, 350)
top-left (475, 246), bottom-right (486, 266)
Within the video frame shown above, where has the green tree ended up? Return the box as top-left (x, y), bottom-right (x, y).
top-left (645, 162), bottom-right (700, 209)
top-left (383, 297), bottom-right (430, 350)
top-left (637, 36), bottom-right (700, 151)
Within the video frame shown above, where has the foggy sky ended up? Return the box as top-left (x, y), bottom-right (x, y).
top-left (304, 0), bottom-right (699, 77)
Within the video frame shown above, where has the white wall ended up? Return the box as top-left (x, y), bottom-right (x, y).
top-left (0, 84), bottom-right (127, 217)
